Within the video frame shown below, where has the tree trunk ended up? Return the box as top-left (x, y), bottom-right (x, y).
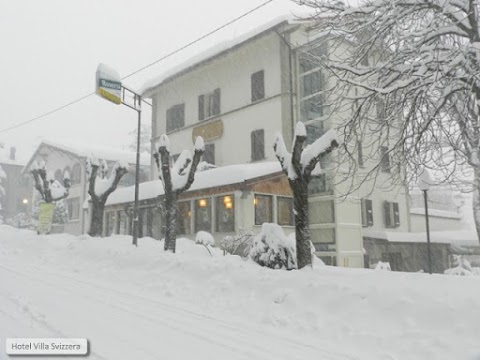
top-left (164, 191), bottom-right (178, 252)
top-left (473, 167), bottom-right (480, 246)
top-left (292, 179), bottom-right (312, 269)
top-left (89, 200), bottom-right (105, 237)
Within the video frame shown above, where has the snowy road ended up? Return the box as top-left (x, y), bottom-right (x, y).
top-left (0, 258), bottom-right (353, 360)
top-left (1, 227), bottom-right (479, 360)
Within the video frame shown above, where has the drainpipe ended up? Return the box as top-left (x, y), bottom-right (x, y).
top-left (275, 30), bottom-right (296, 143)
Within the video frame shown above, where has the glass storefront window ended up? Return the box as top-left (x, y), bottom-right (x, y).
top-left (195, 198), bottom-right (211, 232)
top-left (216, 195), bottom-right (235, 232)
top-left (254, 194), bottom-right (273, 225)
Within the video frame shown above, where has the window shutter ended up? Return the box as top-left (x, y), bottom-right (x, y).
top-left (213, 88), bottom-right (221, 115)
top-left (393, 202), bottom-right (400, 227)
top-left (361, 199), bottom-right (367, 227)
top-left (198, 95), bottom-right (204, 121)
top-left (366, 199), bottom-right (373, 226)
top-left (384, 201), bottom-right (392, 228)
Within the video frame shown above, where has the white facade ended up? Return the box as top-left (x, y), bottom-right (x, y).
top-left (143, 18), bottom-right (412, 268)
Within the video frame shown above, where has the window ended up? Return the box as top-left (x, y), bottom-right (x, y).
top-left (177, 202), bottom-right (191, 235)
top-left (358, 141), bottom-right (364, 167)
top-left (300, 94), bottom-right (324, 121)
top-left (71, 163), bottom-right (82, 185)
top-left (166, 103), bottom-right (185, 132)
top-left (277, 197), bottom-right (294, 226)
top-left (251, 70), bottom-right (265, 102)
top-left (251, 129), bottom-right (265, 161)
top-left (198, 88), bottom-right (220, 120)
top-left (216, 195), bottom-right (235, 232)
top-left (380, 146), bottom-right (390, 172)
top-left (63, 166), bottom-right (71, 182)
top-left (195, 198), bottom-right (212, 232)
top-left (116, 210), bottom-right (127, 235)
top-left (203, 143), bottom-right (215, 165)
top-left (299, 44), bottom-right (327, 73)
top-left (306, 121), bottom-right (324, 144)
top-left (361, 199), bottom-right (373, 227)
top-left (254, 194), bottom-right (273, 225)
top-left (105, 212), bottom-right (115, 236)
top-left (301, 70), bottom-right (323, 97)
top-left (384, 201), bottom-right (400, 228)
top-left (54, 169), bottom-right (63, 182)
top-left (66, 198), bottom-right (80, 220)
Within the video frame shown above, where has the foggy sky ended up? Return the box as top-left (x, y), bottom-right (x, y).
top-left (0, 0), bottom-right (304, 161)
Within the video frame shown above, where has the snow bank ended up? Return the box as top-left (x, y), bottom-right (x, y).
top-left (0, 225), bottom-right (479, 360)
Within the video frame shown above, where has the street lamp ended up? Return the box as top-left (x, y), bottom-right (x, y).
top-left (417, 167), bottom-right (433, 274)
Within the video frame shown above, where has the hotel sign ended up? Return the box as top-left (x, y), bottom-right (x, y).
top-left (96, 64), bottom-right (122, 105)
top-left (192, 120), bottom-right (223, 142)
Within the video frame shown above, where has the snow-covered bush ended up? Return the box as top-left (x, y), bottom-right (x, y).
top-left (375, 261), bottom-right (391, 271)
top-left (221, 228), bottom-right (254, 257)
top-left (444, 256), bottom-right (480, 276)
top-left (249, 223), bottom-right (296, 270)
top-left (195, 231), bottom-right (214, 246)
top-left (195, 231), bottom-right (214, 256)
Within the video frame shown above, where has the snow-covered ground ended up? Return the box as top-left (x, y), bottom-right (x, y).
top-left (0, 225), bottom-right (479, 360)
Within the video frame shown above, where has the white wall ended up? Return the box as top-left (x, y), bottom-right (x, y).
top-left (150, 32), bottom-right (286, 176)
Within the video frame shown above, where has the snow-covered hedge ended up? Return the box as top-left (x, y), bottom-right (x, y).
top-left (249, 223), bottom-right (296, 270)
top-left (444, 256), bottom-right (480, 276)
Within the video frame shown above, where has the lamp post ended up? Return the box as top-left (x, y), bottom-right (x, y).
top-left (417, 167), bottom-right (433, 274)
top-left (95, 63), bottom-right (145, 246)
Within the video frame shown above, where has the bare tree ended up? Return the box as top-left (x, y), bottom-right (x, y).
top-left (295, 0), bottom-right (480, 243)
top-left (153, 135), bottom-right (204, 253)
top-left (87, 157), bottom-right (129, 237)
top-left (274, 122), bottom-right (338, 268)
top-left (30, 161), bottom-right (70, 203)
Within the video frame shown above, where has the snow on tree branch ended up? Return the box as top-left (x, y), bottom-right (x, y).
top-left (29, 161), bottom-right (70, 203)
top-left (87, 157), bottom-right (129, 237)
top-left (153, 134), bottom-right (204, 252)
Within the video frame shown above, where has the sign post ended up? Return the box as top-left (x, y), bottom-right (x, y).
top-left (95, 63), bottom-right (142, 246)
top-left (37, 203), bottom-right (55, 235)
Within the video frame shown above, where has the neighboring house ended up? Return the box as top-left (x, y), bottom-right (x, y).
top-left (0, 144), bottom-right (32, 220)
top-left (137, 15), bottom-right (411, 268)
top-left (409, 185), bottom-right (463, 232)
top-left (23, 139), bottom-right (150, 235)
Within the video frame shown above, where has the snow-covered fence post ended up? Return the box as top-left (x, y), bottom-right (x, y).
top-left (153, 135), bottom-right (204, 253)
top-left (274, 122), bottom-right (338, 268)
top-left (87, 157), bottom-right (129, 237)
top-left (30, 161), bottom-right (70, 203)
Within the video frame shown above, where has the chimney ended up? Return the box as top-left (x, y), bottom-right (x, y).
top-left (9, 146), bottom-right (16, 160)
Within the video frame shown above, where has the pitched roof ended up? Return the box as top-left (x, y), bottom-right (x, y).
top-left (139, 14), bottom-right (310, 97)
top-left (105, 161), bottom-right (283, 206)
top-left (24, 139), bottom-right (150, 172)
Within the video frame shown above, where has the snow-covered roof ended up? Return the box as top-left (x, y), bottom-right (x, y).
top-left (28, 139), bottom-right (150, 169)
top-left (0, 145), bottom-right (27, 166)
top-left (140, 14), bottom-right (310, 97)
top-left (105, 161), bottom-right (283, 206)
top-left (410, 208), bottom-right (461, 219)
top-left (364, 229), bottom-right (478, 247)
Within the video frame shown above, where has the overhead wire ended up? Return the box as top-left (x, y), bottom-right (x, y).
top-left (0, 0), bottom-right (275, 135)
